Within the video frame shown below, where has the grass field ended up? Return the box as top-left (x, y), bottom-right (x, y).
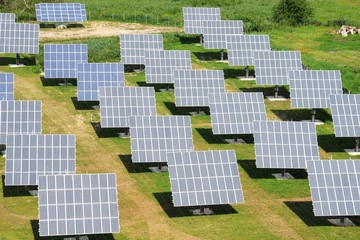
top-left (1, 1), bottom-right (360, 239)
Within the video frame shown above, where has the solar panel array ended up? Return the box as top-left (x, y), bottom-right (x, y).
top-left (253, 51), bottom-right (303, 85)
top-left (183, 7), bottom-right (221, 34)
top-left (167, 150), bottom-right (244, 207)
top-left (38, 174), bottom-right (120, 236)
top-left (289, 70), bottom-right (343, 109)
top-left (227, 35), bottom-right (271, 66)
top-left (0, 13), bottom-right (16, 22)
top-left (307, 159), bottom-right (360, 217)
top-left (330, 94), bottom-right (360, 137)
top-left (0, 23), bottom-right (40, 54)
top-left (145, 50), bottom-right (192, 84)
top-left (120, 34), bottom-right (163, 65)
top-left (35, 3), bottom-right (87, 22)
top-left (173, 69), bottom-right (225, 107)
top-left (203, 20), bottom-right (244, 50)
top-left (253, 121), bottom-right (319, 169)
top-left (99, 87), bottom-right (156, 128)
top-left (129, 116), bottom-right (194, 163)
top-left (44, 44), bottom-right (88, 79)
top-left (77, 63), bottom-right (125, 101)
top-left (5, 134), bottom-right (76, 186)
top-left (0, 100), bottom-right (42, 145)
top-left (209, 92), bottom-right (267, 135)
top-left (0, 73), bottom-right (14, 100)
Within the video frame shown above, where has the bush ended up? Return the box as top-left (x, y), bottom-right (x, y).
top-left (327, 18), bottom-right (355, 27)
top-left (272, 0), bottom-right (314, 26)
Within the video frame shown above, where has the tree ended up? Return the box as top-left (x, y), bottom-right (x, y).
top-left (272, 0), bottom-right (314, 26)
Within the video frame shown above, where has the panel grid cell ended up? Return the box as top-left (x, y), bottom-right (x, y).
top-left (307, 159), bottom-right (360, 217)
top-left (120, 34), bottom-right (163, 65)
top-left (44, 44), bottom-right (88, 79)
top-left (0, 73), bottom-right (14, 100)
top-left (167, 150), bottom-right (244, 207)
top-left (35, 3), bottom-right (87, 22)
top-left (145, 50), bottom-right (192, 84)
top-left (38, 174), bottom-right (120, 237)
top-left (5, 134), bottom-right (76, 186)
top-left (289, 70), bottom-right (343, 109)
top-left (174, 69), bottom-right (225, 107)
top-left (330, 94), bottom-right (360, 137)
top-left (227, 35), bottom-right (271, 66)
top-left (0, 13), bottom-right (16, 22)
top-left (99, 86), bottom-right (156, 128)
top-left (130, 116), bottom-right (194, 163)
top-left (209, 92), bottom-right (267, 135)
top-left (0, 100), bottom-right (42, 144)
top-left (203, 20), bottom-right (243, 50)
top-left (183, 7), bottom-right (221, 34)
top-left (253, 121), bottom-right (319, 169)
top-left (254, 51), bottom-right (303, 85)
top-left (0, 23), bottom-right (40, 54)
top-left (77, 63), bottom-right (125, 101)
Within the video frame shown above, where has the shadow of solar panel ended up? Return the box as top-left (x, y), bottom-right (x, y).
top-left (307, 159), bottom-right (360, 216)
top-left (120, 34), bottom-right (163, 65)
top-left (0, 13), bottom-right (16, 22)
top-left (227, 35), bottom-right (271, 66)
top-left (145, 50), bottom-right (192, 84)
top-left (167, 150), bottom-right (244, 207)
top-left (253, 121), bottom-right (319, 169)
top-left (254, 51), bottom-right (302, 85)
top-left (203, 20), bottom-right (243, 50)
top-left (38, 174), bottom-right (120, 236)
top-left (44, 44), bottom-right (88, 79)
top-left (0, 23), bottom-right (39, 54)
top-left (289, 70), bottom-right (343, 109)
top-left (5, 134), bottom-right (76, 186)
top-left (98, 86), bottom-right (157, 128)
top-left (35, 3), bottom-right (87, 22)
top-left (77, 63), bottom-right (125, 101)
top-left (183, 7), bottom-right (221, 34)
top-left (0, 100), bottom-right (42, 144)
top-left (129, 116), bottom-right (194, 163)
top-left (330, 94), bottom-right (360, 137)
top-left (0, 73), bottom-right (14, 100)
top-left (209, 92), bottom-right (266, 135)
top-left (174, 69), bottom-right (225, 107)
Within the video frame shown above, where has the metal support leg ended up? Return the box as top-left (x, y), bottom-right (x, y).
top-left (274, 85), bottom-right (279, 98)
top-left (311, 109), bottom-right (316, 122)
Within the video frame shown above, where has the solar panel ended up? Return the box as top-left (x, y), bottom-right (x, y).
top-left (227, 35), bottom-right (271, 66)
top-left (253, 51), bottom-right (303, 85)
top-left (330, 94), bottom-right (360, 137)
top-left (38, 173), bottom-right (120, 237)
top-left (0, 100), bottom-right (42, 145)
top-left (0, 13), bottom-right (16, 22)
top-left (253, 121), bottom-right (319, 169)
top-left (0, 23), bottom-right (39, 54)
top-left (77, 63), bottom-right (125, 101)
top-left (35, 3), bottom-right (87, 22)
top-left (209, 92), bottom-right (267, 135)
top-left (44, 44), bottom-right (88, 79)
top-left (183, 7), bottom-right (221, 34)
top-left (167, 150), bottom-right (244, 207)
top-left (307, 159), bottom-right (360, 217)
top-left (173, 69), bottom-right (225, 107)
top-left (129, 116), bottom-right (194, 163)
top-left (289, 70), bottom-right (343, 109)
top-left (99, 86), bottom-right (156, 128)
top-left (203, 20), bottom-right (243, 50)
top-left (120, 34), bottom-right (163, 65)
top-left (0, 73), bottom-right (14, 100)
top-left (5, 134), bottom-right (76, 186)
top-left (145, 50), bottom-right (192, 84)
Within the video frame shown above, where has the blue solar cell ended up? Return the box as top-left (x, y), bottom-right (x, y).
top-left (35, 3), bottom-right (87, 22)
top-left (0, 73), bottom-right (14, 100)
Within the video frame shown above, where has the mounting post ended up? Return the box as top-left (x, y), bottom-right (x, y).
top-left (125, 127), bottom-right (129, 136)
top-left (220, 49), bottom-right (224, 61)
top-left (197, 107), bottom-right (201, 115)
top-left (274, 85), bottom-right (279, 98)
top-left (166, 83), bottom-right (170, 91)
top-left (200, 206), bottom-right (205, 214)
top-left (158, 162), bottom-right (162, 171)
top-left (199, 34), bottom-right (203, 45)
top-left (282, 169), bottom-right (286, 178)
top-left (16, 53), bottom-right (20, 65)
top-left (355, 137), bottom-right (360, 152)
top-left (245, 66), bottom-right (249, 78)
top-left (310, 109), bottom-right (316, 122)
top-left (234, 134), bottom-right (238, 143)
top-left (340, 216), bottom-right (345, 224)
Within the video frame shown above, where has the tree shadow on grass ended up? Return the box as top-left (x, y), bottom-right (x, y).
top-left (271, 108), bottom-right (332, 122)
top-left (40, 77), bottom-right (77, 87)
top-left (0, 56), bottom-right (36, 66)
top-left (118, 154), bottom-right (154, 173)
top-left (2, 175), bottom-right (32, 197)
top-left (238, 160), bottom-right (308, 179)
top-left (71, 97), bottom-right (99, 110)
top-left (153, 192), bottom-right (238, 218)
top-left (163, 102), bottom-right (209, 116)
top-left (317, 134), bottom-right (356, 153)
top-left (91, 122), bottom-right (124, 138)
top-left (193, 51), bottom-right (228, 61)
top-left (240, 86), bottom-right (290, 99)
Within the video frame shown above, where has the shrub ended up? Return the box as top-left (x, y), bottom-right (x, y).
top-left (272, 0), bottom-right (314, 26)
